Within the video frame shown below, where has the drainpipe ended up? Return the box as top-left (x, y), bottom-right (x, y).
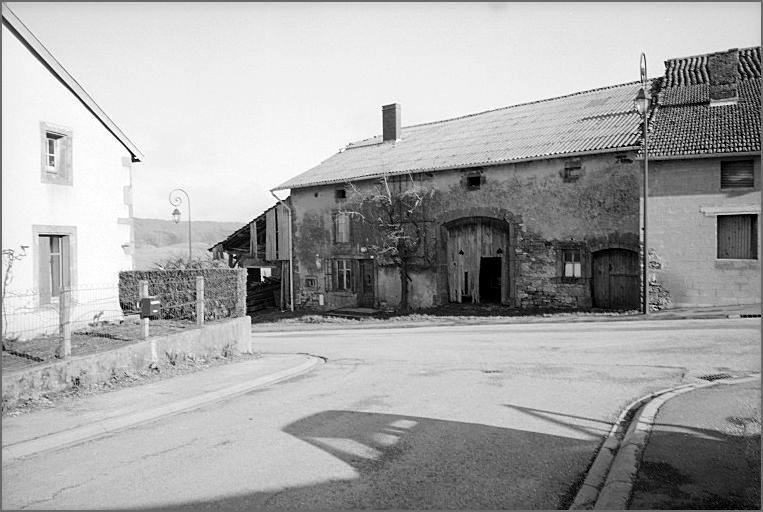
top-left (270, 190), bottom-right (294, 312)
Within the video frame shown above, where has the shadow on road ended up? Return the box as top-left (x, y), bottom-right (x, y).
top-left (630, 423), bottom-right (761, 510)
top-left (125, 410), bottom-right (600, 510)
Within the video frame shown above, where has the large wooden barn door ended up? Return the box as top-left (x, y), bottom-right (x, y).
top-left (592, 248), bottom-right (639, 310)
top-left (446, 220), bottom-right (509, 304)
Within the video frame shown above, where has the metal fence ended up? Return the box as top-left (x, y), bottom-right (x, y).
top-left (2, 272), bottom-right (242, 359)
top-left (2, 283), bottom-right (124, 344)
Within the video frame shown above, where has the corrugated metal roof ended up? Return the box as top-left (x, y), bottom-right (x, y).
top-left (273, 81), bottom-right (646, 190)
top-left (2, 4), bottom-right (144, 162)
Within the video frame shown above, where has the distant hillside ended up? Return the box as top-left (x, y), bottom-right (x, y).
top-left (132, 218), bottom-right (243, 270)
top-left (133, 218), bottom-right (243, 249)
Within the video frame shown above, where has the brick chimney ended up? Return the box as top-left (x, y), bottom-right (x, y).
top-left (708, 48), bottom-right (739, 103)
top-left (382, 103), bottom-right (401, 142)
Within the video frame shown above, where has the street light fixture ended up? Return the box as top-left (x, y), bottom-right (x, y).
top-left (169, 188), bottom-right (192, 262)
top-left (633, 53), bottom-right (650, 315)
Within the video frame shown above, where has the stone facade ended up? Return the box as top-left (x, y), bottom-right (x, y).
top-left (289, 150), bottom-right (642, 311)
top-left (646, 156), bottom-right (761, 307)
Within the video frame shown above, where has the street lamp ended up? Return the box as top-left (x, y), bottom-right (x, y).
top-left (169, 188), bottom-right (192, 262)
top-left (633, 53), bottom-right (650, 315)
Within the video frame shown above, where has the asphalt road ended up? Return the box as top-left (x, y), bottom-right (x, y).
top-left (3, 318), bottom-right (760, 510)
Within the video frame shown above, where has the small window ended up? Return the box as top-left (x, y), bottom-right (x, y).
top-left (336, 260), bottom-right (353, 291)
top-left (304, 277), bottom-right (317, 288)
top-left (466, 175), bottom-right (482, 190)
top-left (717, 214), bottom-right (758, 259)
top-left (721, 160), bottom-right (754, 189)
top-left (335, 189), bottom-right (347, 200)
top-left (46, 133), bottom-right (62, 172)
top-left (562, 248), bottom-right (582, 278)
top-left (40, 123), bottom-right (73, 185)
top-left (563, 160), bottom-right (583, 182)
top-left (334, 212), bottom-right (350, 243)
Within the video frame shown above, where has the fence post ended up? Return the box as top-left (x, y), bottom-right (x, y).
top-left (139, 280), bottom-right (149, 340)
top-left (196, 276), bottom-right (204, 325)
top-left (57, 286), bottom-right (71, 359)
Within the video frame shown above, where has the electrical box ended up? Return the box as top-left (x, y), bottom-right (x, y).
top-left (139, 296), bottom-right (161, 319)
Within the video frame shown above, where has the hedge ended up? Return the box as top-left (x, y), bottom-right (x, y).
top-left (119, 268), bottom-right (246, 321)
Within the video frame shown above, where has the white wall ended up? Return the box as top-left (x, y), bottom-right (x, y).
top-left (2, 24), bottom-right (135, 335)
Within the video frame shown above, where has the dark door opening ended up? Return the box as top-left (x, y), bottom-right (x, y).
top-left (358, 259), bottom-right (375, 308)
top-left (479, 257), bottom-right (502, 303)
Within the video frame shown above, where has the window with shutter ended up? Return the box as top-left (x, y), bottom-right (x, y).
top-left (334, 213), bottom-right (350, 243)
top-left (721, 160), bottom-right (754, 189)
top-left (717, 214), bottom-right (758, 259)
top-left (38, 234), bottom-right (72, 303)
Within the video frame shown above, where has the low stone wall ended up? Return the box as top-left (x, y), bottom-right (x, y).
top-left (2, 316), bottom-right (251, 407)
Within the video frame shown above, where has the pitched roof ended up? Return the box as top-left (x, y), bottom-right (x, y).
top-left (273, 81), bottom-right (646, 190)
top-left (649, 47), bottom-right (761, 158)
top-left (2, 3), bottom-right (144, 162)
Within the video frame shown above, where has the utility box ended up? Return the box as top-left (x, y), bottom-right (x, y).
top-left (139, 296), bottom-right (161, 319)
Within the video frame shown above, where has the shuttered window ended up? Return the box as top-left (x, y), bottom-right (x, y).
top-left (721, 160), bottom-right (754, 189)
top-left (334, 213), bottom-right (350, 243)
top-left (335, 259), bottom-right (353, 291)
top-left (717, 215), bottom-right (758, 259)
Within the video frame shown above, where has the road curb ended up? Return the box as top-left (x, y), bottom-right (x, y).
top-left (569, 373), bottom-right (760, 510)
top-left (2, 355), bottom-right (322, 464)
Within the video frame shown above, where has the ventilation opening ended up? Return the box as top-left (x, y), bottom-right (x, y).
top-left (697, 373), bottom-right (733, 381)
top-left (740, 314), bottom-right (761, 318)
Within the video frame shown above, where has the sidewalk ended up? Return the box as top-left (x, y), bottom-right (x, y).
top-left (629, 377), bottom-right (761, 510)
top-left (250, 303), bottom-right (761, 332)
top-left (2, 353), bottom-right (319, 464)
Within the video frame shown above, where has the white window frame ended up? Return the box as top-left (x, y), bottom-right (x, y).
top-left (562, 248), bottom-right (582, 278)
top-left (45, 133), bottom-right (62, 173)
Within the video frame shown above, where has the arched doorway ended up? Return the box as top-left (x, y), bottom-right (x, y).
top-left (445, 217), bottom-right (511, 304)
top-left (592, 248), bottom-right (640, 310)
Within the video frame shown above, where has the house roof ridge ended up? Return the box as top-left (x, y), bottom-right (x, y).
top-left (1, 2), bottom-right (144, 162)
top-left (343, 79), bottom-right (644, 150)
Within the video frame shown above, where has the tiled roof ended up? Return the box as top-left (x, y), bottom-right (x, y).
top-left (649, 47), bottom-right (761, 158)
top-left (664, 47), bottom-right (761, 87)
top-left (273, 82), bottom-right (646, 190)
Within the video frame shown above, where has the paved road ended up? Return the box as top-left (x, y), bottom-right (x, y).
top-left (3, 318), bottom-right (759, 510)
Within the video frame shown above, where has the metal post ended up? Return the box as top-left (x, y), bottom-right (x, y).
top-left (139, 280), bottom-right (149, 340)
top-left (643, 109), bottom-right (649, 315)
top-left (57, 286), bottom-right (71, 358)
top-left (196, 275), bottom-right (204, 325)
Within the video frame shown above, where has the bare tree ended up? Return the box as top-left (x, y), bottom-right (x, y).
top-left (341, 174), bottom-right (437, 312)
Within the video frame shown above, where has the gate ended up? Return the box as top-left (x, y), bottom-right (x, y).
top-left (592, 248), bottom-right (639, 310)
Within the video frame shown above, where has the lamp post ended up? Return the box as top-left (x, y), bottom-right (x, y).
top-left (633, 53), bottom-right (650, 315)
top-left (169, 188), bottom-right (192, 262)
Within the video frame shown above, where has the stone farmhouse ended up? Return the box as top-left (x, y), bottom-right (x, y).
top-left (2, 4), bottom-right (143, 336)
top-left (270, 85), bottom-right (648, 312)
top-left (647, 47), bottom-right (760, 307)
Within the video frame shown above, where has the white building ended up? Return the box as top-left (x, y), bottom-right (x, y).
top-left (2, 4), bottom-right (143, 339)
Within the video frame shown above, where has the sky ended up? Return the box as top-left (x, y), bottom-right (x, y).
top-left (5, 2), bottom-right (761, 223)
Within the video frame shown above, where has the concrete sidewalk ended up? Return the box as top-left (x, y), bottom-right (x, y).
top-left (628, 377), bottom-right (761, 510)
top-left (250, 303), bottom-right (761, 333)
top-left (2, 353), bottom-right (320, 463)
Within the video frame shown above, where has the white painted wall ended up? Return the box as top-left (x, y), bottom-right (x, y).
top-left (2, 24), bottom-right (136, 336)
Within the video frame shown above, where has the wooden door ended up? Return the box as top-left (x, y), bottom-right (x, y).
top-left (358, 259), bottom-right (375, 308)
top-left (592, 249), bottom-right (639, 310)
